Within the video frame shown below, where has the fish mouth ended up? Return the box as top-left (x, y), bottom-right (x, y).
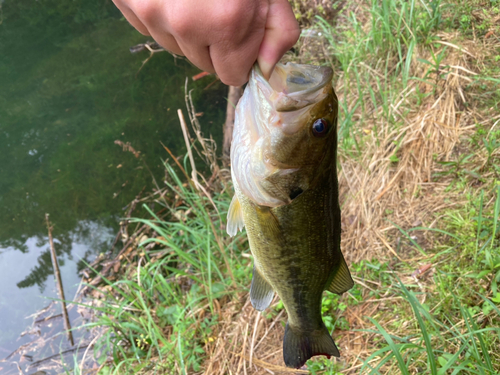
top-left (254, 62), bottom-right (333, 112)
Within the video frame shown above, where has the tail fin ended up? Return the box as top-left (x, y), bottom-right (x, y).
top-left (283, 322), bottom-right (340, 369)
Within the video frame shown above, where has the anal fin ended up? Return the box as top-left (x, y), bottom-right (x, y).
top-left (227, 194), bottom-right (245, 237)
top-left (326, 254), bottom-right (354, 295)
top-left (250, 265), bottom-right (274, 311)
top-left (283, 322), bottom-right (340, 369)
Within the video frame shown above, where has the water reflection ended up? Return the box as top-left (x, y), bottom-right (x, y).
top-left (0, 220), bottom-right (114, 352)
top-left (17, 220), bottom-right (115, 291)
top-left (0, 0), bottom-right (226, 360)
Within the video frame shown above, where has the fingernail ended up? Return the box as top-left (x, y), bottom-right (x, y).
top-left (257, 57), bottom-right (274, 81)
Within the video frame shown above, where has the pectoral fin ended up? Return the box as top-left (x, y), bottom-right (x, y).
top-left (250, 264), bottom-right (275, 311)
top-left (326, 255), bottom-right (354, 295)
top-left (227, 195), bottom-right (245, 237)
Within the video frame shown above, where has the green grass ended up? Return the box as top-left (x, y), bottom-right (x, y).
top-left (346, 182), bottom-right (500, 374)
top-left (73, 0), bottom-right (500, 373)
top-left (361, 284), bottom-right (500, 374)
top-left (78, 167), bottom-right (500, 373)
top-left (77, 162), bottom-right (251, 374)
top-left (303, 0), bottom-right (500, 373)
top-left (315, 0), bottom-right (446, 150)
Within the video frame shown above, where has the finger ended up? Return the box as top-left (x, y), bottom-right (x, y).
top-left (210, 33), bottom-right (264, 86)
top-left (113, 0), bottom-right (184, 57)
top-left (147, 30), bottom-right (184, 56)
top-left (121, 0), bottom-right (185, 56)
top-left (112, 0), bottom-right (151, 36)
top-left (257, 0), bottom-right (300, 80)
top-left (163, 0), bottom-right (267, 85)
top-left (160, 4), bottom-right (216, 74)
top-left (177, 43), bottom-right (215, 74)
top-left (204, 1), bottom-right (267, 86)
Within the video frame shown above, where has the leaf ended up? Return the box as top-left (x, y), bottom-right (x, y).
top-left (463, 170), bottom-right (482, 179)
top-left (437, 161), bottom-right (457, 167)
top-left (491, 293), bottom-right (500, 303)
top-left (483, 302), bottom-right (494, 316)
top-left (390, 154), bottom-right (400, 162)
top-left (417, 58), bottom-right (433, 66)
top-left (367, 318), bottom-right (412, 375)
top-left (460, 153), bottom-right (475, 163)
top-left (437, 356), bottom-right (448, 367)
top-left (474, 270), bottom-right (492, 279)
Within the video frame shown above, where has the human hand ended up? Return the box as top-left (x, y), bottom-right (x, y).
top-left (112, 0), bottom-right (300, 86)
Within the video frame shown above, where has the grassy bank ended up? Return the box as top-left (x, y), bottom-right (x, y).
top-left (76, 0), bottom-right (500, 373)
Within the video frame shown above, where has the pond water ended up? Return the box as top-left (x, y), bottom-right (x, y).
top-left (0, 0), bottom-right (225, 364)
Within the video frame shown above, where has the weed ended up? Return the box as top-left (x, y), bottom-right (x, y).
top-left (76, 0), bottom-right (500, 373)
top-left (362, 278), bottom-right (500, 374)
top-left (80, 164), bottom-right (249, 373)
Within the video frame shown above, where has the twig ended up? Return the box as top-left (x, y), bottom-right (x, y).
top-left (26, 344), bottom-right (89, 369)
top-left (434, 40), bottom-right (476, 58)
top-left (184, 79), bottom-right (218, 169)
top-left (1, 338), bottom-right (39, 361)
top-left (249, 312), bottom-right (261, 369)
top-left (79, 332), bottom-right (100, 374)
top-left (34, 313), bottom-right (63, 325)
top-left (161, 142), bottom-right (190, 181)
top-left (236, 322), bottom-right (249, 375)
top-left (374, 168), bottom-right (405, 201)
top-left (236, 351), bottom-right (310, 374)
top-left (45, 214), bottom-right (74, 347)
top-left (254, 308), bottom-right (284, 351)
top-left (374, 230), bottom-right (403, 261)
top-left (177, 109), bottom-right (199, 188)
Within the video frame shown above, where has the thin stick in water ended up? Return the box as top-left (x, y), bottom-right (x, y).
top-left (45, 213), bottom-right (74, 347)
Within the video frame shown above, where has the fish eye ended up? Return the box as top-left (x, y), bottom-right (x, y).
top-left (312, 118), bottom-right (329, 137)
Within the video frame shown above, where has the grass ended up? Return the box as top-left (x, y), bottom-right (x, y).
top-left (77, 161), bottom-right (249, 374)
top-left (315, 0), bottom-right (448, 145)
top-left (361, 283), bottom-right (500, 374)
top-left (68, 0), bottom-right (500, 373)
top-left (342, 177), bottom-right (500, 373)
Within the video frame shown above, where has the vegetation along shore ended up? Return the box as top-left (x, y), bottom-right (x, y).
top-left (5, 0), bottom-right (500, 373)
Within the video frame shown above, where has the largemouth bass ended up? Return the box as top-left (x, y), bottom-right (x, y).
top-left (227, 62), bottom-right (354, 368)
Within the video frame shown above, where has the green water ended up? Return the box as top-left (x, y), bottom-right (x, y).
top-left (0, 0), bottom-right (226, 358)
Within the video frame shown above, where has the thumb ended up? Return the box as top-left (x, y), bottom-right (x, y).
top-left (257, 0), bottom-right (300, 80)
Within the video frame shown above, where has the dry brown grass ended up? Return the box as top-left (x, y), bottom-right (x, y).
top-left (338, 35), bottom-right (476, 264)
top-left (199, 3), bottom-right (500, 374)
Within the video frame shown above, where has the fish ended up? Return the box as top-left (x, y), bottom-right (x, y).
top-left (227, 62), bottom-right (354, 369)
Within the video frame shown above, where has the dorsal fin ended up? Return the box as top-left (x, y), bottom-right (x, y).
top-left (326, 255), bottom-right (354, 295)
top-left (227, 195), bottom-right (245, 237)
